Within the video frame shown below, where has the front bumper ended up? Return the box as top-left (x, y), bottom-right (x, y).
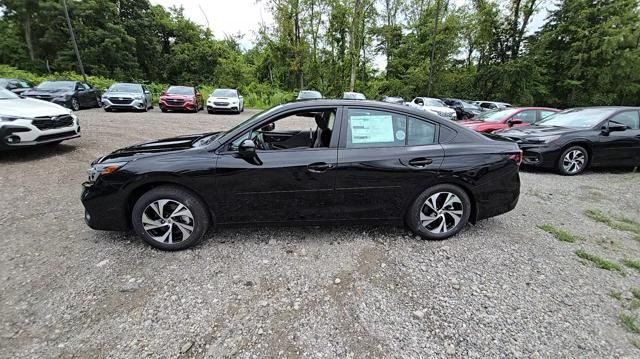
top-left (102, 98), bottom-right (146, 110)
top-left (517, 143), bottom-right (562, 168)
top-left (206, 100), bottom-right (239, 112)
top-left (159, 99), bottom-right (196, 111)
top-left (81, 181), bottom-right (130, 231)
top-left (0, 117), bottom-right (80, 150)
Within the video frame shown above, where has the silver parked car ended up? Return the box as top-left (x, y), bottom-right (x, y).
top-left (102, 83), bottom-right (153, 112)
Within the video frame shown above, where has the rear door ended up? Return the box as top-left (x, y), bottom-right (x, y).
top-left (334, 107), bottom-right (444, 220)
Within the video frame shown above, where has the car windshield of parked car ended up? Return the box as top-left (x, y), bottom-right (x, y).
top-left (212, 89), bottom-right (237, 97)
top-left (37, 81), bottom-right (75, 90)
top-left (166, 86), bottom-right (194, 95)
top-left (536, 108), bottom-right (616, 128)
top-left (423, 98), bottom-right (446, 107)
top-left (474, 109), bottom-right (519, 122)
top-left (460, 101), bottom-right (481, 110)
top-left (110, 83), bottom-right (142, 93)
top-left (0, 88), bottom-right (19, 99)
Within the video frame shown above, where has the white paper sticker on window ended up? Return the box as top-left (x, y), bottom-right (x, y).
top-left (350, 115), bottom-right (395, 144)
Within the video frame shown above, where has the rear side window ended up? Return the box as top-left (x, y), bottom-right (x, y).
top-left (346, 109), bottom-right (406, 148)
top-left (407, 117), bottom-right (436, 145)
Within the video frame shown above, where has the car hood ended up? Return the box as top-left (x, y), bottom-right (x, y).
top-left (97, 132), bottom-right (221, 164)
top-left (161, 94), bottom-right (193, 100)
top-left (0, 98), bottom-right (71, 117)
top-left (104, 91), bottom-right (141, 98)
top-left (499, 125), bottom-right (575, 138)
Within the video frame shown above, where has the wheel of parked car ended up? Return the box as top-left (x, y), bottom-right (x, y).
top-left (131, 186), bottom-right (210, 251)
top-left (406, 184), bottom-right (471, 240)
top-left (161, 108), bottom-right (167, 113)
top-left (71, 97), bottom-right (80, 111)
top-left (104, 107), bottom-right (112, 112)
top-left (557, 145), bottom-right (589, 176)
top-left (94, 94), bottom-right (101, 108)
top-left (142, 99), bottom-right (149, 112)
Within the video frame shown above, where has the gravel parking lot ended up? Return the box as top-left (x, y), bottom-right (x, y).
top-left (1, 108), bottom-right (640, 358)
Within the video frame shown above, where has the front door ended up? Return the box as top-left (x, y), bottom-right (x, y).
top-left (214, 107), bottom-right (341, 223)
top-left (595, 111), bottom-right (640, 166)
top-left (335, 107), bottom-right (444, 220)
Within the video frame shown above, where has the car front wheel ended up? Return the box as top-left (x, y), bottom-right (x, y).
top-left (131, 186), bottom-right (210, 251)
top-left (557, 145), bottom-right (588, 175)
top-left (406, 184), bottom-right (471, 240)
top-left (71, 97), bottom-right (80, 111)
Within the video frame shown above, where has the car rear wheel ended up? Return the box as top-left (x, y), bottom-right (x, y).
top-left (71, 97), bottom-right (80, 111)
top-left (557, 145), bottom-right (588, 175)
top-left (406, 184), bottom-right (471, 240)
top-left (131, 186), bottom-right (210, 251)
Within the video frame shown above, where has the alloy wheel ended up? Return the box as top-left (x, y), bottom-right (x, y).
top-left (419, 192), bottom-right (464, 234)
top-left (71, 98), bottom-right (80, 111)
top-left (562, 150), bottom-right (585, 174)
top-left (141, 199), bottom-right (194, 244)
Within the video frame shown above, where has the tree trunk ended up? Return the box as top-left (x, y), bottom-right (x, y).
top-left (24, 14), bottom-right (35, 61)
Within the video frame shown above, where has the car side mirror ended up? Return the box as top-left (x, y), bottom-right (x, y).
top-left (261, 123), bottom-right (275, 132)
top-left (605, 122), bottom-right (628, 133)
top-left (144, 90), bottom-right (150, 94)
top-left (238, 139), bottom-right (257, 159)
top-left (509, 119), bottom-right (523, 126)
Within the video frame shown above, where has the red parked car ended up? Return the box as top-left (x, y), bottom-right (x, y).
top-left (159, 86), bottom-right (204, 113)
top-left (458, 107), bottom-right (560, 133)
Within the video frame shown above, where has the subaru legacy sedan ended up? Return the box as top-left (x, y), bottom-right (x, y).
top-left (81, 100), bottom-right (522, 250)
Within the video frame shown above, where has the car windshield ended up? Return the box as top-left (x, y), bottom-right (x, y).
top-left (460, 101), bottom-right (481, 110)
top-left (0, 88), bottom-right (19, 99)
top-left (167, 86), bottom-right (194, 95)
top-left (109, 83), bottom-right (142, 92)
top-left (536, 108), bottom-right (616, 128)
top-left (212, 89), bottom-right (237, 97)
top-left (298, 91), bottom-right (322, 99)
top-left (37, 81), bottom-right (75, 90)
top-left (424, 98), bottom-right (446, 107)
top-left (475, 109), bottom-right (519, 122)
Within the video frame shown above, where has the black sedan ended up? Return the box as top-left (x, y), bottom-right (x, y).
top-left (81, 100), bottom-right (522, 250)
top-left (498, 107), bottom-right (640, 175)
top-left (22, 80), bottom-right (101, 111)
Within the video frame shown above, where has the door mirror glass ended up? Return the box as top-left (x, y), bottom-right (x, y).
top-left (261, 123), bottom-right (275, 132)
top-left (238, 139), bottom-right (257, 158)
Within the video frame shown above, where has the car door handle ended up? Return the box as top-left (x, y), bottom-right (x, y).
top-left (307, 162), bottom-right (334, 173)
top-left (408, 157), bottom-right (433, 167)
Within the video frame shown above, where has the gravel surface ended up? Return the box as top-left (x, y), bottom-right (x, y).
top-left (1, 108), bottom-right (640, 358)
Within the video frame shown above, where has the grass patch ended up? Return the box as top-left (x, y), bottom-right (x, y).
top-left (537, 224), bottom-right (581, 243)
top-left (575, 250), bottom-right (622, 271)
top-left (610, 291), bottom-right (623, 300)
top-left (620, 313), bottom-right (640, 333)
top-left (584, 209), bottom-right (640, 240)
top-left (623, 259), bottom-right (640, 271)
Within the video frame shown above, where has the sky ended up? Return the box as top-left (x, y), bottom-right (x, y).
top-left (149, 0), bottom-right (552, 70)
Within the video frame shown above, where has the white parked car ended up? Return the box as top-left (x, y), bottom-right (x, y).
top-left (409, 97), bottom-right (457, 120)
top-left (343, 92), bottom-right (366, 100)
top-left (206, 88), bottom-right (244, 114)
top-left (0, 88), bottom-right (80, 150)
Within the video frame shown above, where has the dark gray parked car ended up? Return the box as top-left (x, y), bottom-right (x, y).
top-left (102, 83), bottom-right (153, 112)
top-left (0, 78), bottom-right (35, 95)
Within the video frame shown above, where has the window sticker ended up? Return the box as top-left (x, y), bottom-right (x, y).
top-left (395, 130), bottom-right (406, 141)
top-left (350, 115), bottom-right (395, 144)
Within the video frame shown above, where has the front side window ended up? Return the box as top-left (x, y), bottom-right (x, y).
top-left (609, 111), bottom-right (640, 129)
top-left (513, 110), bottom-right (536, 124)
top-left (346, 109), bottom-right (406, 148)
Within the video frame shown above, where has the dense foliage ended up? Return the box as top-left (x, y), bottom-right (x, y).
top-left (1, 0), bottom-right (639, 107)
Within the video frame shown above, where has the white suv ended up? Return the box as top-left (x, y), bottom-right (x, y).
top-left (409, 97), bottom-right (457, 120)
top-left (206, 88), bottom-right (244, 114)
top-left (0, 88), bottom-right (80, 150)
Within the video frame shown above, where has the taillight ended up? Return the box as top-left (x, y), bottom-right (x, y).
top-left (508, 151), bottom-right (523, 166)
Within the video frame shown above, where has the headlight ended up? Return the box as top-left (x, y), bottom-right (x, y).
top-left (134, 95), bottom-right (143, 100)
top-left (528, 135), bottom-right (561, 143)
top-left (87, 161), bottom-right (127, 182)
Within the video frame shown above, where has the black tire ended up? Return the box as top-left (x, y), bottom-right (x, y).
top-left (161, 108), bottom-right (168, 113)
top-left (142, 100), bottom-right (149, 112)
top-left (207, 109), bottom-right (214, 114)
top-left (70, 97), bottom-right (80, 111)
top-left (556, 145), bottom-right (589, 176)
top-left (104, 107), bottom-right (112, 112)
top-left (131, 186), bottom-right (211, 251)
top-left (94, 95), bottom-right (101, 108)
top-left (406, 184), bottom-right (471, 240)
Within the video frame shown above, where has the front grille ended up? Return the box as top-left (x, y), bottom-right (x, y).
top-left (109, 97), bottom-right (133, 105)
top-left (167, 99), bottom-right (184, 105)
top-left (35, 130), bottom-right (77, 142)
top-left (34, 95), bottom-right (53, 101)
top-left (213, 102), bottom-right (229, 106)
top-left (31, 115), bottom-right (74, 130)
